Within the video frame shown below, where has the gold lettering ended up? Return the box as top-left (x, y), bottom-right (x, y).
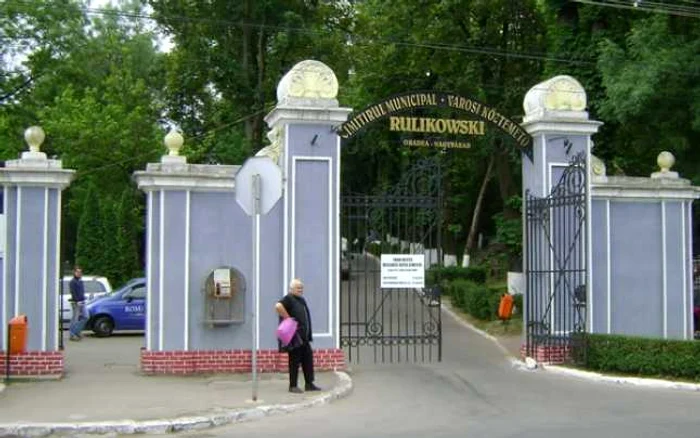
top-left (415, 117), bottom-right (423, 132)
top-left (446, 95), bottom-right (484, 114)
top-left (409, 117), bottom-right (418, 132)
top-left (365, 108), bottom-right (376, 121)
top-left (445, 119), bottom-right (461, 134)
top-left (458, 120), bottom-right (468, 135)
top-left (434, 119), bottom-right (446, 133)
top-left (357, 112), bottom-right (370, 125)
top-left (366, 105), bottom-right (380, 121)
top-left (342, 94), bottom-right (530, 147)
top-left (389, 117), bottom-right (401, 131)
top-left (386, 116), bottom-right (487, 135)
top-left (418, 93), bottom-right (436, 106)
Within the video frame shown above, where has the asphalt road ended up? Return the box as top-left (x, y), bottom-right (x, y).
top-left (340, 252), bottom-right (441, 364)
top-left (177, 310), bottom-right (700, 438)
top-left (178, 253), bottom-right (700, 438)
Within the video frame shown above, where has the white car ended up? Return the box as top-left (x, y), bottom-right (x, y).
top-left (60, 275), bottom-right (112, 325)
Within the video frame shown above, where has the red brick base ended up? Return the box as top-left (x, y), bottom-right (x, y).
top-left (0, 350), bottom-right (64, 378)
top-left (140, 348), bottom-right (346, 375)
top-left (520, 344), bottom-right (572, 365)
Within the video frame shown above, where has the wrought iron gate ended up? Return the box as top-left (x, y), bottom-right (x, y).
top-left (340, 156), bottom-right (443, 363)
top-left (524, 153), bottom-right (588, 363)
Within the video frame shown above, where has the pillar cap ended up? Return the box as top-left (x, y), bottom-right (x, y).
top-left (276, 60), bottom-right (339, 107)
top-left (523, 76), bottom-right (589, 123)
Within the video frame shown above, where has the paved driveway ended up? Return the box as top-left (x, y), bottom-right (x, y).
top-left (180, 309), bottom-right (700, 438)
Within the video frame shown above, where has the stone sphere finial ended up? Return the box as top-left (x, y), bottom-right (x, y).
top-left (164, 128), bottom-right (184, 156)
top-left (657, 151), bottom-right (675, 172)
top-left (24, 126), bottom-right (45, 153)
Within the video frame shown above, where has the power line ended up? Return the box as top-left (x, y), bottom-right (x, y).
top-left (30, 108), bottom-right (271, 176)
top-left (3, 0), bottom-right (595, 65)
top-left (572, 0), bottom-right (700, 18)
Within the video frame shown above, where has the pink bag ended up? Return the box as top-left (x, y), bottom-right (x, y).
top-left (276, 318), bottom-right (298, 346)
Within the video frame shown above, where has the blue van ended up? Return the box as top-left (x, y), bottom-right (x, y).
top-left (86, 278), bottom-right (146, 337)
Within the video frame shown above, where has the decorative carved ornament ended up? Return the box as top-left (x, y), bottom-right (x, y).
top-left (255, 125), bottom-right (284, 164)
top-left (524, 75), bottom-right (587, 117)
top-left (276, 60), bottom-right (339, 101)
top-left (591, 154), bottom-right (606, 176)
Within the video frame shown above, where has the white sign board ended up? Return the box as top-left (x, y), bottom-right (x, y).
top-left (380, 254), bottom-right (425, 289)
top-left (507, 271), bottom-right (525, 295)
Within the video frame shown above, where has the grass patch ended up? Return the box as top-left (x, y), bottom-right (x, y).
top-left (444, 297), bottom-right (522, 337)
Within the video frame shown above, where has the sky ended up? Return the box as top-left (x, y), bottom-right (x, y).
top-left (89, 0), bottom-right (174, 52)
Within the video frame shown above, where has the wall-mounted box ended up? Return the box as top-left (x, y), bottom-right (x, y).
top-left (203, 266), bottom-right (246, 326)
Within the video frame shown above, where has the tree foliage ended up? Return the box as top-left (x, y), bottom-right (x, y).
top-left (343, 0), bottom-right (545, 257)
top-left (2, 0), bottom-right (700, 273)
top-left (148, 0), bottom-right (354, 162)
top-left (115, 188), bottom-right (142, 286)
top-left (75, 183), bottom-right (102, 273)
top-left (1, 2), bottom-right (165, 273)
top-left (597, 15), bottom-right (700, 179)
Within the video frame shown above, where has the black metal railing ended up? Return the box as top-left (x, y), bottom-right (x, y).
top-left (525, 153), bottom-right (588, 364)
top-left (340, 155), bottom-right (443, 364)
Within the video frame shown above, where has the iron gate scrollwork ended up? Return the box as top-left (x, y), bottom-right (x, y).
top-left (340, 155), bottom-right (443, 363)
top-left (525, 152), bottom-right (588, 364)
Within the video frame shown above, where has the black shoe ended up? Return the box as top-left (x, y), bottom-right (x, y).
top-left (305, 384), bottom-right (322, 392)
top-left (289, 387), bottom-right (303, 394)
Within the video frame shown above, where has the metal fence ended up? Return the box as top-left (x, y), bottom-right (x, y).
top-left (524, 153), bottom-right (588, 364)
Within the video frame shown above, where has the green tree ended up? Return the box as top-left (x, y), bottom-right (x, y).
top-left (115, 187), bottom-right (142, 286)
top-left (540, 0), bottom-right (635, 172)
top-left (0, 1), bottom-right (167, 265)
top-left (344, 0), bottom-right (545, 259)
top-left (0, 0), bottom-right (86, 158)
top-left (100, 198), bottom-right (120, 285)
top-left (75, 183), bottom-right (103, 274)
top-left (149, 0), bottom-right (353, 161)
top-left (597, 15), bottom-right (700, 179)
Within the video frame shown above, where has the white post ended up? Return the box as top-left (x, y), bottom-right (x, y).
top-left (251, 174), bottom-right (261, 401)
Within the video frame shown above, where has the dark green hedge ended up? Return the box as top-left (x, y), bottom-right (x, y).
top-left (513, 294), bottom-right (523, 315)
top-left (582, 334), bottom-right (700, 380)
top-left (448, 279), bottom-right (503, 321)
top-left (427, 266), bottom-right (487, 286)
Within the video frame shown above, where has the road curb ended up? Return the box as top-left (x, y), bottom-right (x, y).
top-left (0, 371), bottom-right (353, 437)
top-left (442, 303), bottom-right (700, 390)
top-left (542, 365), bottom-right (700, 392)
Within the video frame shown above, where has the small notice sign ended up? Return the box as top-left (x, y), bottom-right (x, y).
top-left (380, 254), bottom-right (425, 289)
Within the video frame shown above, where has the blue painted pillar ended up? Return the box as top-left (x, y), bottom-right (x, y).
top-left (520, 77), bottom-right (602, 348)
top-left (0, 127), bottom-right (74, 371)
top-left (263, 60), bottom-right (351, 350)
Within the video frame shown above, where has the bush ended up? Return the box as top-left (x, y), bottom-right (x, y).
top-left (426, 266), bottom-right (487, 287)
top-left (512, 294), bottom-right (523, 316)
top-left (581, 334), bottom-right (700, 380)
top-left (448, 280), bottom-right (502, 321)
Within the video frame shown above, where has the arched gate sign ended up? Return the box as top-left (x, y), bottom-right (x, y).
top-left (338, 91), bottom-right (533, 160)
